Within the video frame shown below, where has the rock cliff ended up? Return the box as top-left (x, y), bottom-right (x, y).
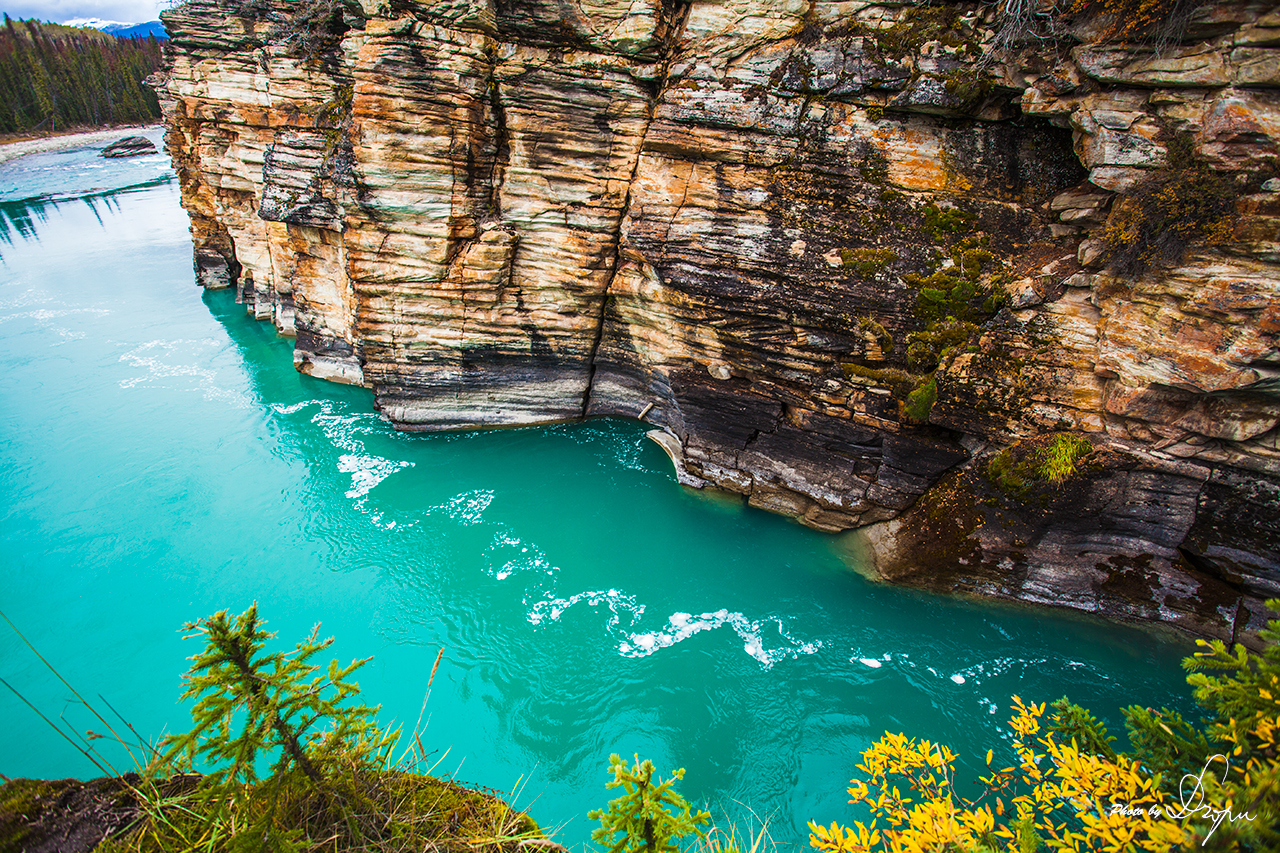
top-left (154, 0), bottom-right (1280, 643)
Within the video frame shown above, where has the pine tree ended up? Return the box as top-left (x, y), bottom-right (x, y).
top-left (153, 604), bottom-right (397, 787)
top-left (0, 18), bottom-right (162, 134)
top-left (590, 754), bottom-right (710, 853)
top-left (143, 605), bottom-right (400, 850)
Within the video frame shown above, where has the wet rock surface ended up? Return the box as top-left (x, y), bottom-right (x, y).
top-left (154, 0), bottom-right (1280, 643)
top-left (100, 135), bottom-right (158, 157)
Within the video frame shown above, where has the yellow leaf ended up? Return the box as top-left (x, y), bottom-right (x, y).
top-left (986, 749), bottom-right (993, 766)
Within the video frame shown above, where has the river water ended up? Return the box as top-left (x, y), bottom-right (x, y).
top-left (0, 137), bottom-right (1194, 847)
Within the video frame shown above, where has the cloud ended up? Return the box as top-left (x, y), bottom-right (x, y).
top-left (1, 0), bottom-right (170, 24)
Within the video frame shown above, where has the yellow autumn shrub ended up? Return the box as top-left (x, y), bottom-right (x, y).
top-left (809, 697), bottom-right (1189, 853)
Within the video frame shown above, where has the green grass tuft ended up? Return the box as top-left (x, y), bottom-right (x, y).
top-left (986, 433), bottom-right (1094, 499)
top-left (1038, 434), bottom-right (1092, 485)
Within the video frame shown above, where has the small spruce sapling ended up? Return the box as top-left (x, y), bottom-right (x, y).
top-left (590, 754), bottom-right (710, 853)
top-left (150, 604), bottom-right (397, 789)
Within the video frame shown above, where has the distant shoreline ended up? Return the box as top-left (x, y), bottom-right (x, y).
top-left (0, 123), bottom-right (164, 165)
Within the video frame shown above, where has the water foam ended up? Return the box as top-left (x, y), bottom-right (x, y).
top-left (292, 400), bottom-right (415, 520)
top-left (525, 586), bottom-right (821, 669)
top-left (118, 338), bottom-right (248, 406)
top-left (527, 589), bottom-right (644, 629)
top-left (338, 453), bottom-right (410, 500)
top-left (445, 490), bottom-right (493, 525)
top-left (621, 610), bottom-right (822, 670)
top-left (0, 305), bottom-right (112, 342)
top-left (484, 528), bottom-right (556, 580)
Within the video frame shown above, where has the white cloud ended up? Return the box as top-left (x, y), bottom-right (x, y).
top-left (2, 0), bottom-right (170, 25)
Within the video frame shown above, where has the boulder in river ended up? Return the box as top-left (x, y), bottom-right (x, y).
top-left (100, 136), bottom-right (157, 158)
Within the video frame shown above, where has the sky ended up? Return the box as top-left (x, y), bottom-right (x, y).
top-left (2, 0), bottom-right (168, 24)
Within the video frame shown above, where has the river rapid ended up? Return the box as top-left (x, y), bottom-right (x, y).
top-left (0, 135), bottom-right (1194, 847)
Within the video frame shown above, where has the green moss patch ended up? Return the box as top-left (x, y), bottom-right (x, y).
top-left (841, 362), bottom-right (917, 398)
top-left (840, 247), bottom-right (898, 278)
top-left (904, 235), bottom-right (1006, 325)
top-left (906, 318), bottom-right (979, 374)
top-left (2, 769), bottom-right (545, 853)
top-left (903, 376), bottom-right (937, 422)
top-left (921, 202), bottom-right (977, 243)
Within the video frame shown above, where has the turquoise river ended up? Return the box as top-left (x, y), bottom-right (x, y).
top-left (0, 134), bottom-right (1194, 847)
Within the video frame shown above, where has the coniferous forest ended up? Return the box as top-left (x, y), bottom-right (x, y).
top-left (0, 17), bottom-right (163, 135)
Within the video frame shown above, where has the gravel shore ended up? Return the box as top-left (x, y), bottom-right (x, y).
top-left (0, 124), bottom-right (164, 165)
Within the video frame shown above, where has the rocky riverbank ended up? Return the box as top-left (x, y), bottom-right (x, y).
top-left (150, 0), bottom-right (1279, 644)
top-left (0, 125), bottom-right (162, 166)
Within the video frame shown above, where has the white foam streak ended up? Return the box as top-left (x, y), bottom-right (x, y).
top-left (271, 400), bottom-right (317, 415)
top-left (484, 528), bottom-right (555, 580)
top-left (527, 589), bottom-right (644, 629)
top-left (526, 589), bottom-right (820, 669)
top-left (620, 610), bottom-right (822, 670)
top-left (338, 453), bottom-right (409, 500)
top-left (0, 304), bottom-right (112, 342)
top-left (295, 401), bottom-right (414, 520)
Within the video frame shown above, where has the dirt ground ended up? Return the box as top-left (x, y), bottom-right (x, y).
top-left (0, 775), bottom-right (143, 853)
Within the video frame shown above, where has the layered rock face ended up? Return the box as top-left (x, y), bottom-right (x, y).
top-left (155, 0), bottom-right (1280, 643)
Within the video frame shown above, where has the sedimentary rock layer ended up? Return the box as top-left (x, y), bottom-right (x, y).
top-left (154, 0), bottom-right (1280, 644)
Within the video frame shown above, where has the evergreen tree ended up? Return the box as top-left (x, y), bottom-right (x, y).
top-left (0, 17), bottom-right (163, 135)
top-left (147, 605), bottom-right (399, 850)
top-left (1052, 601), bottom-right (1280, 850)
top-left (590, 754), bottom-right (711, 853)
top-left (153, 604), bottom-right (397, 787)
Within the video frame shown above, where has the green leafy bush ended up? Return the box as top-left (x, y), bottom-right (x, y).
top-left (1050, 600), bottom-right (1280, 850)
top-left (1037, 434), bottom-right (1093, 485)
top-left (808, 599), bottom-right (1280, 852)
